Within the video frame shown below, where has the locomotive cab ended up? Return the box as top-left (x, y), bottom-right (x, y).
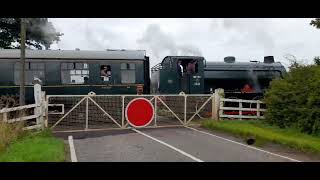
top-left (151, 56), bottom-right (205, 94)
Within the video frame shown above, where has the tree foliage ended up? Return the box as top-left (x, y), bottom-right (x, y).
top-left (310, 18), bottom-right (320, 29)
top-left (314, 56), bottom-right (320, 66)
top-left (0, 18), bottom-right (63, 50)
top-left (264, 64), bottom-right (320, 135)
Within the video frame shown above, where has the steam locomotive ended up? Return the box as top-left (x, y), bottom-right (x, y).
top-left (0, 49), bottom-right (286, 108)
top-left (151, 55), bottom-right (286, 99)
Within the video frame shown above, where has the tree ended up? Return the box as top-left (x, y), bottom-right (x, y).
top-left (0, 18), bottom-right (63, 50)
top-left (283, 54), bottom-right (303, 70)
top-left (264, 65), bottom-right (320, 135)
top-left (314, 56), bottom-right (320, 65)
top-left (310, 18), bottom-right (320, 29)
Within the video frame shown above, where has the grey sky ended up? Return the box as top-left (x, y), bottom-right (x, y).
top-left (49, 18), bottom-right (320, 68)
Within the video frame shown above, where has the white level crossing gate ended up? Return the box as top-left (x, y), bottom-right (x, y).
top-left (46, 93), bottom-right (218, 132)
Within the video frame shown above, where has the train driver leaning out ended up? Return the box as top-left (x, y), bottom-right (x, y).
top-left (177, 60), bottom-right (183, 77)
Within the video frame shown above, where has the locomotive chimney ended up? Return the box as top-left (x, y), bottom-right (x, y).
top-left (224, 56), bottom-right (235, 63)
top-left (264, 56), bottom-right (274, 63)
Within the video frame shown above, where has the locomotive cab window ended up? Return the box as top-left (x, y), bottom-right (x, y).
top-left (14, 62), bottom-right (45, 85)
top-left (100, 65), bottom-right (111, 82)
top-left (61, 62), bottom-right (89, 84)
top-left (178, 59), bottom-right (198, 75)
top-left (121, 63), bottom-right (135, 84)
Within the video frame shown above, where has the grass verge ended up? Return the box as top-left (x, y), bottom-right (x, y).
top-left (0, 129), bottom-right (65, 162)
top-left (201, 120), bottom-right (320, 154)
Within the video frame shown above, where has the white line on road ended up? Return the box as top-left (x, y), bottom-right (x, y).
top-left (132, 128), bottom-right (204, 162)
top-left (185, 126), bottom-right (301, 162)
top-left (68, 136), bottom-right (78, 162)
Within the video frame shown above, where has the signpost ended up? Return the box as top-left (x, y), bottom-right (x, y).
top-left (125, 98), bottom-right (154, 128)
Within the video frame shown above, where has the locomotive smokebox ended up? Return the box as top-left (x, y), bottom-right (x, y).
top-left (224, 56), bottom-right (235, 63)
top-left (264, 56), bottom-right (275, 63)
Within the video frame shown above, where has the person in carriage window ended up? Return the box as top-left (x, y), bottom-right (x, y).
top-left (101, 66), bottom-right (108, 76)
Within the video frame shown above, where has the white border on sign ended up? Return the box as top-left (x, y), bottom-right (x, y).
top-left (125, 97), bottom-right (155, 128)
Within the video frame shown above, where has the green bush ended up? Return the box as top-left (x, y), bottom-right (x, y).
top-left (264, 65), bottom-right (320, 135)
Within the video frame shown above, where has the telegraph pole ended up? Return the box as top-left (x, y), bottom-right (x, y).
top-left (19, 18), bottom-right (26, 106)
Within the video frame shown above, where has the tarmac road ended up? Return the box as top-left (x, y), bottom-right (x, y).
top-left (70, 127), bottom-right (300, 162)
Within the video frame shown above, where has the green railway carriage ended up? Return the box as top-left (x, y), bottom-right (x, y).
top-left (0, 49), bottom-right (150, 107)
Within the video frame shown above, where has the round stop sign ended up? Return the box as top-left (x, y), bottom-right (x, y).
top-left (125, 98), bottom-right (154, 128)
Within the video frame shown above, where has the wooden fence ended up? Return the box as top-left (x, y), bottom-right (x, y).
top-left (0, 82), bottom-right (46, 130)
top-left (219, 98), bottom-right (266, 120)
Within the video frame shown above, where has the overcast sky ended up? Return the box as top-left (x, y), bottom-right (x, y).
top-left (49, 18), bottom-right (320, 68)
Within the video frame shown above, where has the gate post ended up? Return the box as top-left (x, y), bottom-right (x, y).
top-left (41, 91), bottom-right (46, 129)
top-left (184, 95), bottom-right (187, 125)
top-left (211, 93), bottom-right (215, 120)
top-left (214, 88), bottom-right (224, 120)
top-left (122, 96), bottom-right (125, 128)
top-left (85, 96), bottom-right (89, 130)
top-left (33, 79), bottom-right (43, 129)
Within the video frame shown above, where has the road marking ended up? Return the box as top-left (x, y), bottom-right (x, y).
top-left (185, 126), bottom-right (301, 162)
top-left (132, 128), bottom-right (204, 162)
top-left (68, 136), bottom-right (78, 162)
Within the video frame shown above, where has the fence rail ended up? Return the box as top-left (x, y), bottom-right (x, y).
top-left (0, 83), bottom-right (45, 130)
top-left (219, 98), bottom-right (266, 120)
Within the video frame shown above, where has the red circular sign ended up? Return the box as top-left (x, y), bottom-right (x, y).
top-left (126, 98), bottom-right (154, 127)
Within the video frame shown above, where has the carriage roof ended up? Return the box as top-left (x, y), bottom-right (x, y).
top-left (0, 49), bottom-right (147, 60)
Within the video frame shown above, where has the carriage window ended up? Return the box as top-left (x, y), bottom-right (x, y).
top-left (61, 62), bottom-right (89, 84)
top-left (100, 65), bottom-right (111, 81)
top-left (14, 62), bottom-right (45, 85)
top-left (121, 63), bottom-right (135, 83)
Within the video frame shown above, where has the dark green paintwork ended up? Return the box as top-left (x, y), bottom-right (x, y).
top-left (0, 58), bottom-right (148, 104)
top-left (151, 56), bottom-right (205, 94)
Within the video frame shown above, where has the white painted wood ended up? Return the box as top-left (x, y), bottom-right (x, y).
top-left (219, 115), bottom-right (265, 119)
top-left (23, 124), bottom-right (42, 130)
top-left (187, 96), bottom-right (212, 124)
top-left (221, 98), bottom-right (264, 104)
top-left (156, 96), bottom-right (184, 125)
top-left (3, 112), bottom-right (8, 122)
top-left (0, 104), bottom-right (38, 113)
top-left (220, 107), bottom-right (266, 112)
top-left (51, 97), bottom-right (87, 129)
top-left (88, 96), bottom-right (122, 128)
top-left (7, 114), bottom-right (39, 123)
top-left (257, 102), bottom-right (261, 118)
top-left (85, 97), bottom-right (88, 130)
top-left (47, 104), bottom-right (65, 115)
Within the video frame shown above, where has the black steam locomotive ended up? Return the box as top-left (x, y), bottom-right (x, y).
top-left (151, 55), bottom-right (286, 99)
